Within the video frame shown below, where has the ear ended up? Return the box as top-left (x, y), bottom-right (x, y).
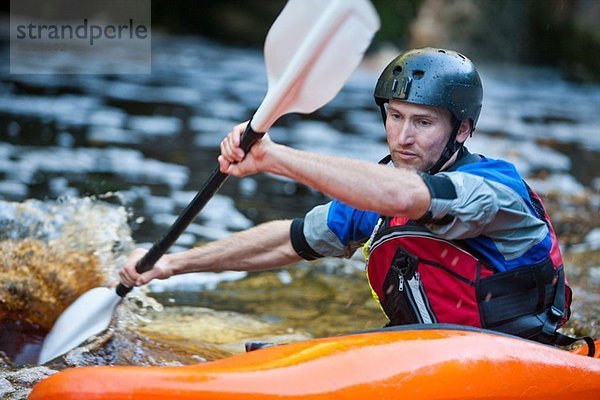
top-left (456, 119), bottom-right (473, 144)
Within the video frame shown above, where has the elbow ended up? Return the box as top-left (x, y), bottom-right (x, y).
top-left (382, 185), bottom-right (430, 219)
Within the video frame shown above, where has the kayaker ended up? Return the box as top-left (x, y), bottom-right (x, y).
top-left (120, 48), bottom-right (575, 347)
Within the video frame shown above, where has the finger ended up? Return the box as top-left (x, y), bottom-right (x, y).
top-left (137, 270), bottom-right (155, 286)
top-left (232, 125), bottom-right (242, 147)
top-left (221, 136), bottom-right (245, 163)
top-left (219, 139), bottom-right (231, 162)
top-left (221, 133), bottom-right (242, 162)
top-left (218, 155), bottom-right (231, 173)
top-left (232, 121), bottom-right (250, 147)
top-left (119, 267), bottom-right (137, 287)
top-left (119, 248), bottom-right (147, 287)
top-left (232, 122), bottom-right (251, 159)
top-left (137, 267), bottom-right (163, 286)
top-left (118, 268), bottom-right (130, 286)
top-left (219, 155), bottom-right (245, 177)
top-left (123, 264), bottom-right (141, 286)
top-left (227, 132), bottom-right (246, 162)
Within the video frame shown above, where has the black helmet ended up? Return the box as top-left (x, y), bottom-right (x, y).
top-left (374, 47), bottom-right (482, 128)
top-left (374, 48), bottom-right (483, 173)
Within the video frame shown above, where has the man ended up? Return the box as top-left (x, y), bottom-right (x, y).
top-left (120, 48), bottom-right (572, 346)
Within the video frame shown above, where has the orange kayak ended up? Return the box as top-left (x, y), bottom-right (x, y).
top-left (29, 325), bottom-right (600, 400)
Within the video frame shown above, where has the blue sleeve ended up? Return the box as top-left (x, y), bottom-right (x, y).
top-left (327, 200), bottom-right (380, 245)
top-left (302, 200), bottom-right (379, 258)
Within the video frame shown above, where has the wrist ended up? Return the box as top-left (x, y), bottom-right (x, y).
top-left (163, 253), bottom-right (183, 276)
top-left (261, 142), bottom-right (290, 175)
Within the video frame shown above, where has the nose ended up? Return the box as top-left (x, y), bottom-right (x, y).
top-left (387, 119), bottom-right (415, 146)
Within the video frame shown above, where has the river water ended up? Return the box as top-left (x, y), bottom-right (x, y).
top-left (0, 34), bottom-right (599, 397)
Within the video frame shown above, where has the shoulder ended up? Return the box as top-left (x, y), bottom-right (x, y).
top-left (452, 156), bottom-right (529, 199)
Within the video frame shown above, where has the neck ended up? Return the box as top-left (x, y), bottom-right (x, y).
top-left (439, 147), bottom-right (462, 172)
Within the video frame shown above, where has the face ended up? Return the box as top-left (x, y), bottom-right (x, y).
top-left (385, 100), bottom-right (455, 172)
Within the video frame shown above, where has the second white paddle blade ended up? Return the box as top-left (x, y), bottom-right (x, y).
top-left (38, 287), bottom-right (121, 364)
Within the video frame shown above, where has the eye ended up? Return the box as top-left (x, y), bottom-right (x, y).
top-left (389, 111), bottom-right (401, 120)
top-left (417, 119), bottom-right (432, 127)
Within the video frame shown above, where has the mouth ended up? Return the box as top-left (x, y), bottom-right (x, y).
top-left (395, 150), bottom-right (419, 161)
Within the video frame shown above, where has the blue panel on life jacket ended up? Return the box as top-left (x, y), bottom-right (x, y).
top-left (456, 157), bottom-right (554, 271)
top-left (464, 233), bottom-right (553, 272)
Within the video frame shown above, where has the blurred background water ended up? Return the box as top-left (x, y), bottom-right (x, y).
top-left (0, 33), bottom-right (598, 250)
top-left (0, 1), bottom-right (599, 398)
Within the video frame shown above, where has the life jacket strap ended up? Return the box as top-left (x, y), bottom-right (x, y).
top-left (541, 266), bottom-right (566, 337)
top-left (550, 333), bottom-right (597, 357)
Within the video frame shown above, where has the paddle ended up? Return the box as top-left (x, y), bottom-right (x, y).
top-left (38, 0), bottom-right (380, 364)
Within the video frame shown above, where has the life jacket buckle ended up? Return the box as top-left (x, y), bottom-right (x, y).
top-left (390, 248), bottom-right (419, 280)
top-left (550, 305), bottom-right (564, 319)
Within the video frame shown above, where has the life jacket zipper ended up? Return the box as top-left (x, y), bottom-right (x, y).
top-left (407, 272), bottom-right (434, 324)
top-left (396, 268), bottom-right (435, 324)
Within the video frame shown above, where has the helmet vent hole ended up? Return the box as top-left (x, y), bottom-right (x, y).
top-left (412, 70), bottom-right (425, 79)
top-left (438, 49), bottom-right (446, 54)
top-left (392, 66), bottom-right (402, 76)
top-left (457, 53), bottom-right (466, 60)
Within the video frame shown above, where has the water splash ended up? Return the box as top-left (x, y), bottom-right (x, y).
top-left (0, 196), bottom-right (134, 363)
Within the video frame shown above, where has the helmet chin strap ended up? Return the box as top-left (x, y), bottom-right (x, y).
top-left (426, 118), bottom-right (463, 175)
top-left (378, 103), bottom-right (387, 126)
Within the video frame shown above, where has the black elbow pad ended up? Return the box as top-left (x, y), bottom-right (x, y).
top-left (290, 218), bottom-right (323, 261)
top-left (416, 173), bottom-right (457, 225)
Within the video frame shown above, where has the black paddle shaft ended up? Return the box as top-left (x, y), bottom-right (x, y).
top-left (116, 124), bottom-right (264, 297)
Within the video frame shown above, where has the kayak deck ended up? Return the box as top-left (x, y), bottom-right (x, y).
top-left (29, 325), bottom-right (600, 400)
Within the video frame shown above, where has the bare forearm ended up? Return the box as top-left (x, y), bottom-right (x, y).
top-left (166, 219), bottom-right (301, 274)
top-left (264, 145), bottom-right (430, 218)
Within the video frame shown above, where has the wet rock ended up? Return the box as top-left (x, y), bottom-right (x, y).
top-left (8, 367), bottom-right (57, 385)
top-left (0, 377), bottom-right (15, 398)
top-left (0, 239), bottom-right (105, 331)
top-left (562, 248), bottom-right (600, 338)
top-left (541, 191), bottom-right (600, 246)
top-left (0, 197), bottom-right (134, 332)
top-left (0, 366), bottom-right (57, 400)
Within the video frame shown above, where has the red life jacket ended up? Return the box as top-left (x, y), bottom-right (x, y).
top-left (364, 190), bottom-right (572, 344)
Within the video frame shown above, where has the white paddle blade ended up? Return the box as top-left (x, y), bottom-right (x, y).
top-left (38, 287), bottom-right (121, 364)
top-left (252, 0), bottom-right (380, 132)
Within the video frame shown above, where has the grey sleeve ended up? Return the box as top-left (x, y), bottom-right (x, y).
top-left (303, 202), bottom-right (355, 258)
top-left (424, 172), bottom-right (549, 260)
